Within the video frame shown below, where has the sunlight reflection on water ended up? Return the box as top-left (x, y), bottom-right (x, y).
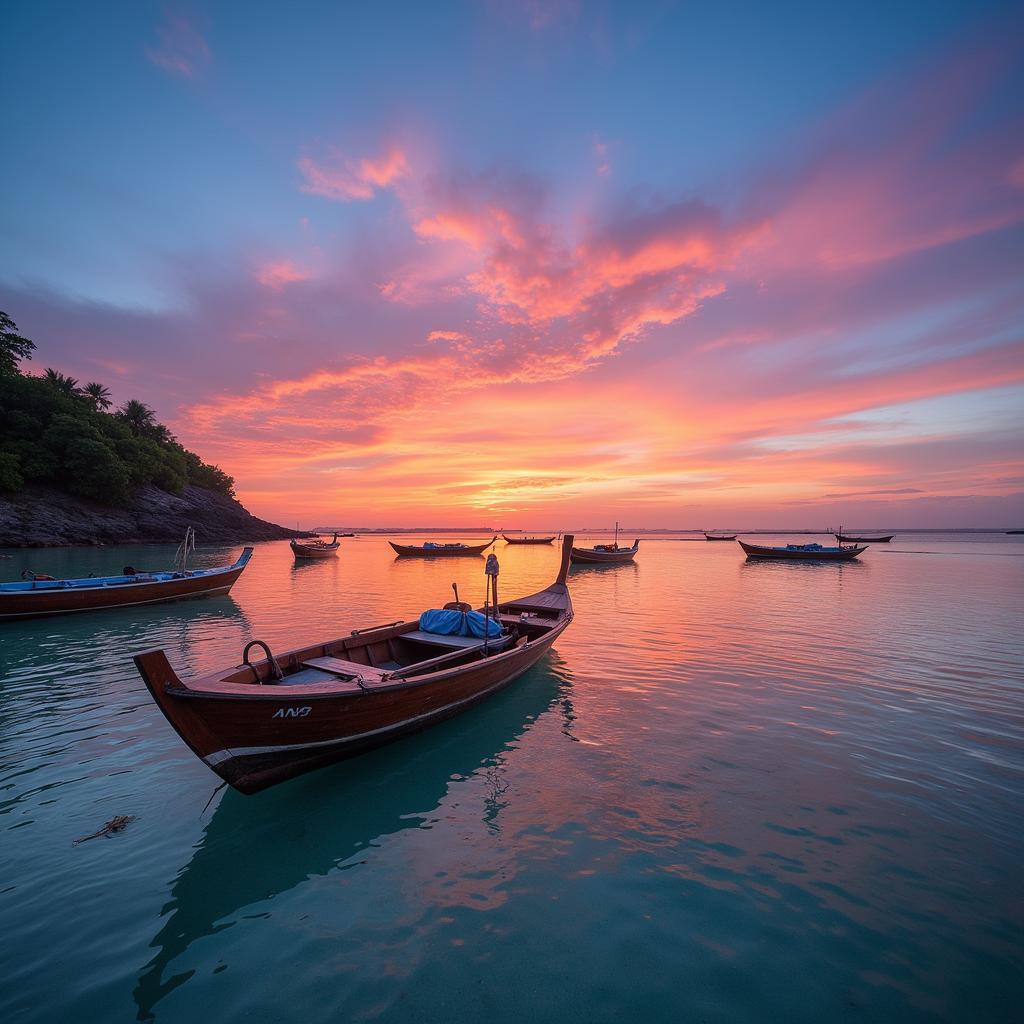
top-left (1, 533), bottom-right (1022, 1023)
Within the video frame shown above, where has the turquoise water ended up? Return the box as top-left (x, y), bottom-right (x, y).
top-left (1, 534), bottom-right (1022, 1022)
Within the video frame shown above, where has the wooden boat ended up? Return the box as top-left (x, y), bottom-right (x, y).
top-left (570, 540), bottom-right (639, 564)
top-left (834, 533), bottom-right (893, 543)
top-left (704, 533), bottom-right (737, 541)
top-left (570, 523), bottom-right (639, 564)
top-left (0, 547), bottom-right (253, 620)
top-left (134, 536), bottom-right (576, 794)
top-left (739, 540), bottom-right (866, 561)
top-left (502, 534), bottom-right (556, 545)
top-left (290, 534), bottom-right (340, 559)
top-left (389, 537), bottom-right (496, 557)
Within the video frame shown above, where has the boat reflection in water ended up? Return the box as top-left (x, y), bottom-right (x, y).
top-left (132, 659), bottom-right (574, 1020)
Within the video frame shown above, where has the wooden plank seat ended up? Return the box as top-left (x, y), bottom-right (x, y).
top-left (302, 656), bottom-right (390, 682)
top-left (278, 668), bottom-right (365, 690)
top-left (402, 629), bottom-right (511, 651)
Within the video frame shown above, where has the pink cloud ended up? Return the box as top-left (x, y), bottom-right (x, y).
top-left (16, 20), bottom-right (1024, 528)
top-left (145, 12), bottom-right (211, 78)
top-left (254, 261), bottom-right (310, 290)
top-left (298, 146), bottom-right (410, 201)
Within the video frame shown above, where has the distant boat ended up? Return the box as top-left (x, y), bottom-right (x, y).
top-left (740, 540), bottom-right (866, 561)
top-left (1007, 530), bottom-right (1024, 535)
top-left (390, 537), bottom-right (496, 557)
top-left (134, 536), bottom-right (576, 793)
top-left (0, 546), bottom-right (253, 620)
top-left (834, 533), bottom-right (893, 543)
top-left (570, 522), bottom-right (639, 564)
top-left (704, 533), bottom-right (737, 541)
top-left (502, 534), bottom-right (556, 545)
top-left (290, 534), bottom-right (340, 559)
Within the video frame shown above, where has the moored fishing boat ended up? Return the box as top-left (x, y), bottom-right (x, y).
top-left (290, 534), bottom-right (340, 559)
top-left (570, 523), bottom-right (639, 564)
top-left (502, 534), bottom-right (556, 545)
top-left (739, 540), bottom-right (866, 561)
top-left (389, 537), bottom-right (496, 557)
top-left (704, 533), bottom-right (737, 541)
top-left (0, 546), bottom-right (253, 620)
top-left (134, 536), bottom-right (576, 794)
top-left (834, 533), bottom-right (894, 543)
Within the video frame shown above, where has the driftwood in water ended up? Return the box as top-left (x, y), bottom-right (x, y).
top-left (73, 814), bottom-right (136, 845)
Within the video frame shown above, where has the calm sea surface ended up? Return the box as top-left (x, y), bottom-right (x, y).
top-left (1, 533), bottom-right (1022, 1023)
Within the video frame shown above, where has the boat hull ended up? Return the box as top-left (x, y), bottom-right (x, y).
top-left (290, 543), bottom-right (339, 558)
top-left (136, 627), bottom-right (564, 794)
top-left (135, 535), bottom-right (575, 794)
top-left (739, 541), bottom-right (866, 561)
top-left (569, 540), bottom-right (639, 564)
top-left (0, 549), bottom-right (253, 621)
top-left (389, 537), bottom-right (496, 557)
top-left (502, 535), bottom-right (556, 545)
top-left (704, 535), bottom-right (737, 541)
top-left (834, 534), bottom-right (893, 543)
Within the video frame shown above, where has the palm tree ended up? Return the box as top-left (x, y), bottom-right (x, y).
top-left (149, 423), bottom-right (176, 444)
top-left (43, 368), bottom-right (81, 396)
top-left (83, 382), bottom-right (112, 411)
top-left (118, 399), bottom-right (157, 437)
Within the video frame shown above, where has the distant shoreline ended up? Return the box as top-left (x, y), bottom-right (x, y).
top-left (312, 527), bottom-right (1019, 536)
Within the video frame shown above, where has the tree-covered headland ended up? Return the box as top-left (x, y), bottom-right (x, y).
top-left (0, 311), bottom-right (234, 503)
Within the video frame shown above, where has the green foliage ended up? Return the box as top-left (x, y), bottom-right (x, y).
top-left (0, 452), bottom-right (24, 492)
top-left (0, 317), bottom-right (236, 505)
top-left (63, 438), bottom-right (132, 502)
top-left (0, 311), bottom-right (35, 375)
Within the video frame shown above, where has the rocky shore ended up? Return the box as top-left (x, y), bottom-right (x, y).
top-left (0, 484), bottom-right (306, 547)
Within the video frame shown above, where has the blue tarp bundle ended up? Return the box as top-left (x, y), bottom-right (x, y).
top-left (420, 608), bottom-right (502, 638)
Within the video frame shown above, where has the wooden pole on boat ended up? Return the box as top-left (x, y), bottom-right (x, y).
top-left (484, 554), bottom-right (499, 656)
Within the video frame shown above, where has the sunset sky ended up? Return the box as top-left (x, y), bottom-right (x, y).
top-left (2, 1), bottom-right (1023, 528)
